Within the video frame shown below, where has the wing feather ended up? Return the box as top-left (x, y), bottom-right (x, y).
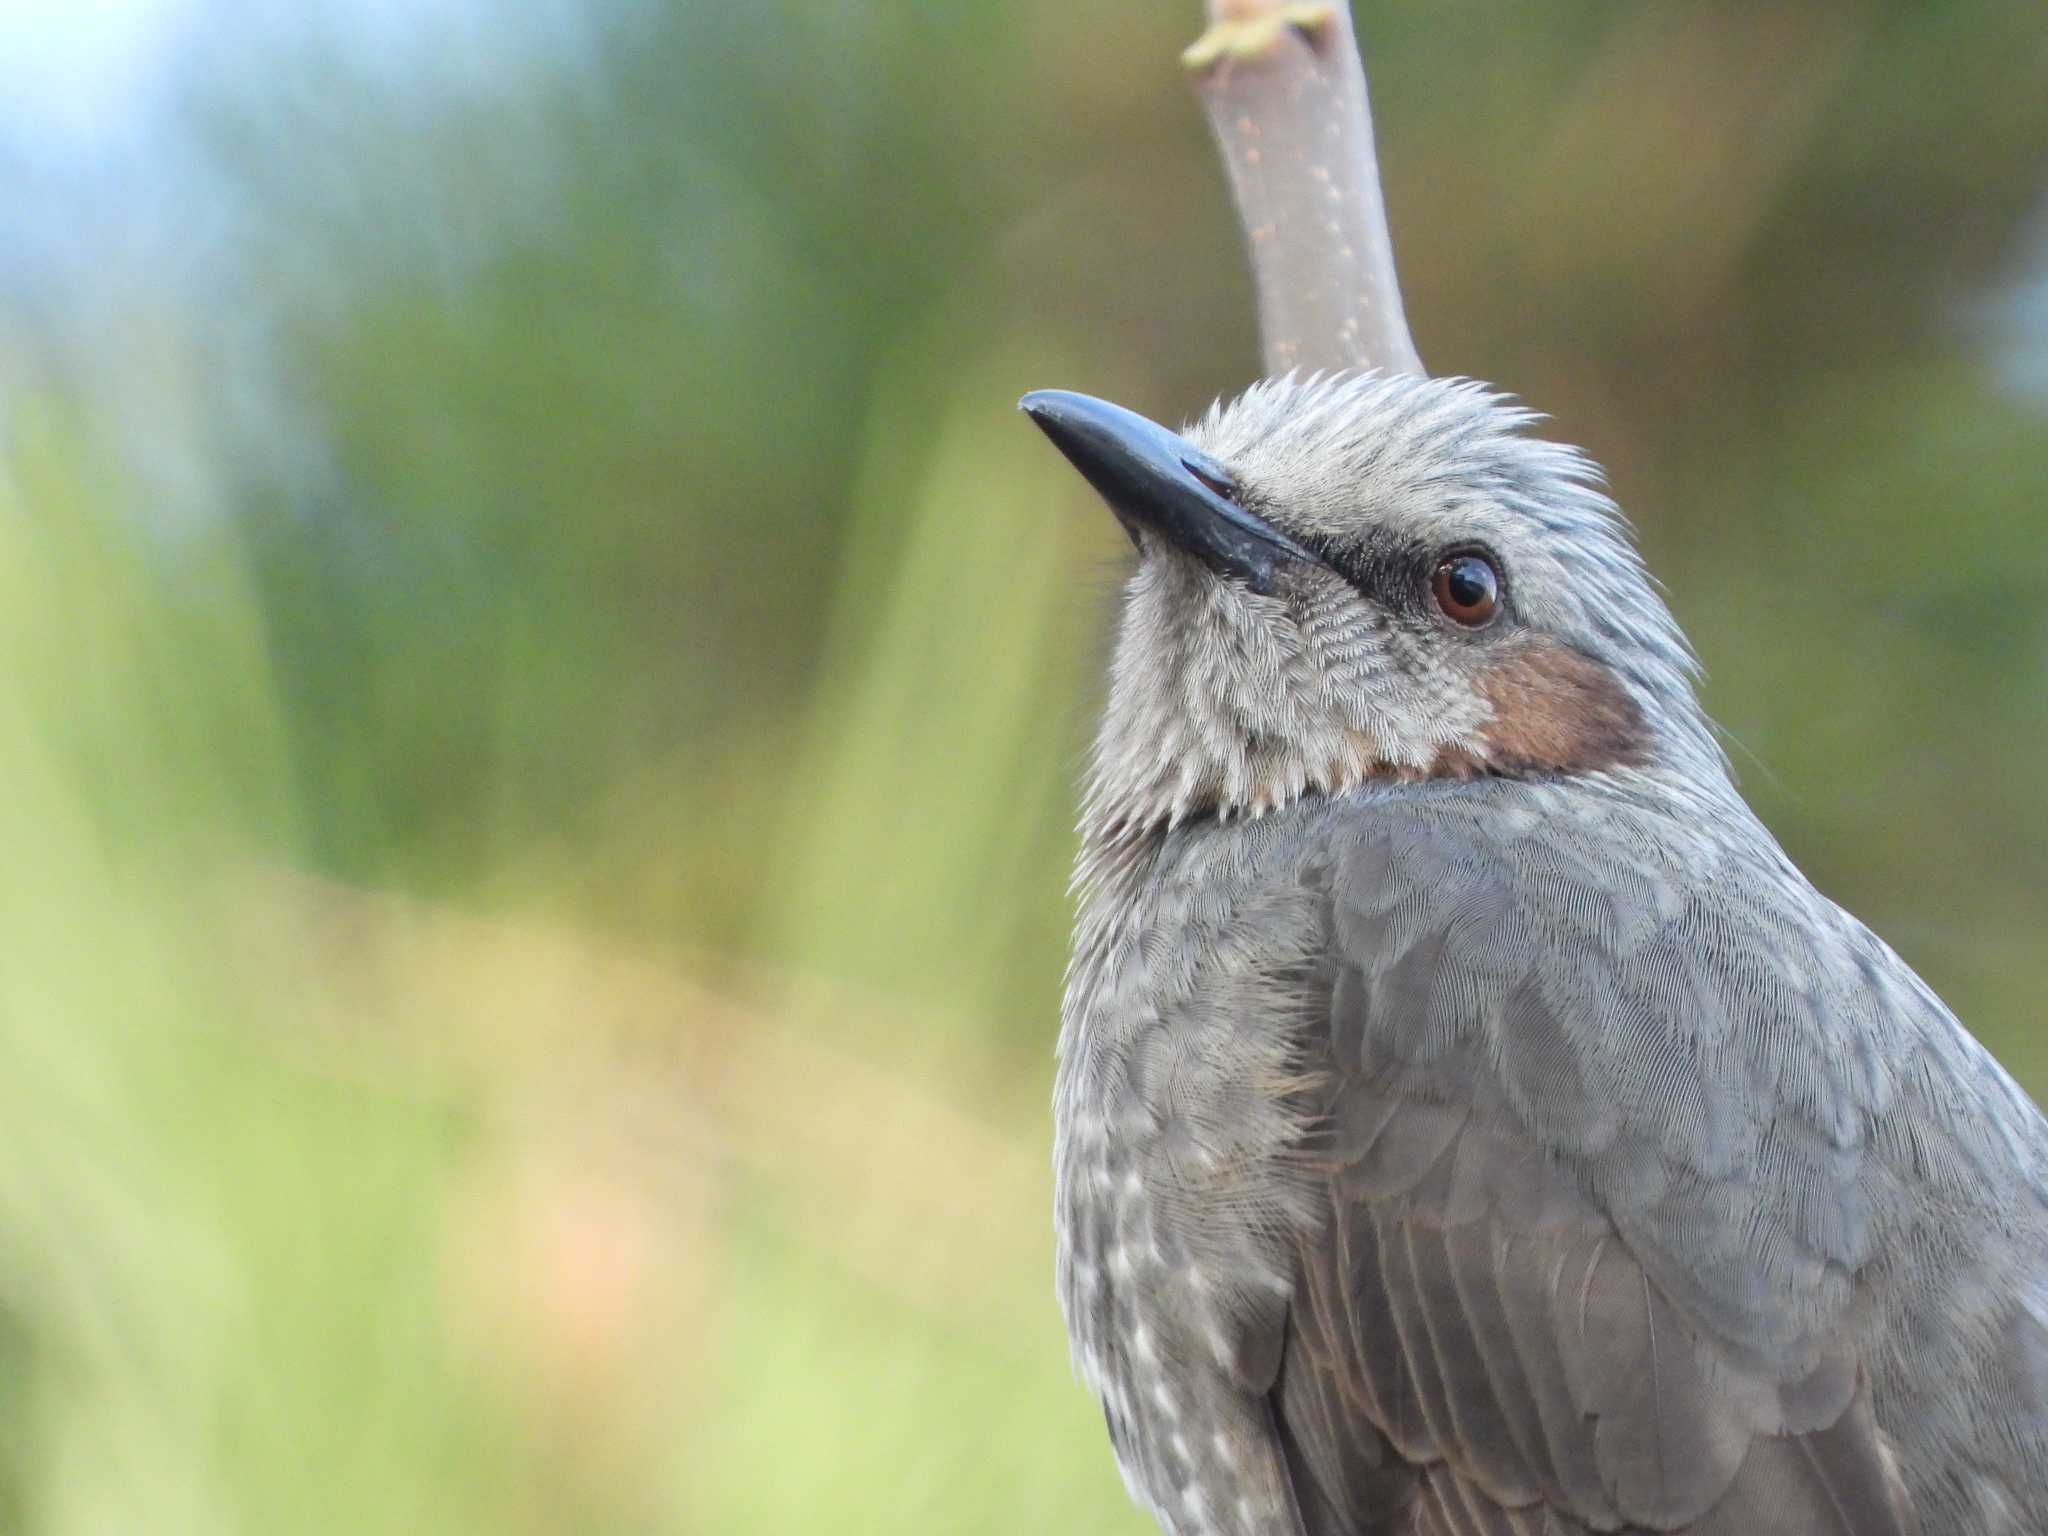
top-left (1269, 816), bottom-right (1917, 1536)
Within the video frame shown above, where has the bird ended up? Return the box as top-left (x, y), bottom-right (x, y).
top-left (1019, 371), bottom-right (2048, 1536)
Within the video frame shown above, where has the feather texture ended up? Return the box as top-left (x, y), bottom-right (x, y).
top-left (1058, 782), bottom-right (2048, 1534)
top-left (1270, 808), bottom-right (1919, 1532)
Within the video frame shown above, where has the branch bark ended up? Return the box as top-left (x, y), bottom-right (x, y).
top-left (1184, 2), bottom-right (1424, 378)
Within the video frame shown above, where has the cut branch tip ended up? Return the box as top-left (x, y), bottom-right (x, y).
top-left (1182, 3), bottom-right (1335, 75)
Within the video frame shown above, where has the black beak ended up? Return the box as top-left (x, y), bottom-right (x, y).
top-left (1019, 389), bottom-right (1318, 594)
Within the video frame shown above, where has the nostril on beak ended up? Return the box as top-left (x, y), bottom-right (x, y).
top-left (1183, 460), bottom-right (1240, 503)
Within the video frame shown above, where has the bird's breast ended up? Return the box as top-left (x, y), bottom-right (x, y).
top-left (1053, 816), bottom-right (1331, 1532)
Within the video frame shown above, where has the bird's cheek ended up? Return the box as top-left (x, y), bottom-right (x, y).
top-left (1466, 640), bottom-right (1647, 777)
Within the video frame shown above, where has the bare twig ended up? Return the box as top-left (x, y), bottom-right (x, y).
top-left (1185, 2), bottom-right (1424, 377)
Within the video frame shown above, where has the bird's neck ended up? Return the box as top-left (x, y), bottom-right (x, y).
top-left (1078, 684), bottom-right (1465, 854)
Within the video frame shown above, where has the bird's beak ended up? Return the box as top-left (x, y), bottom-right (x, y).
top-left (1019, 389), bottom-right (1318, 594)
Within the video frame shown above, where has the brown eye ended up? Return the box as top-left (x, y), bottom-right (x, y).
top-left (1432, 552), bottom-right (1500, 628)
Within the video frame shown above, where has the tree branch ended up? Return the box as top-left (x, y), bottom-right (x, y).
top-left (1184, 2), bottom-right (1424, 378)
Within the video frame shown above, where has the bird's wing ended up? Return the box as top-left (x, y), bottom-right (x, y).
top-left (1267, 806), bottom-right (1919, 1536)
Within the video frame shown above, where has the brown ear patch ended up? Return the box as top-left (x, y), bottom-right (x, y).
top-left (1463, 639), bottom-right (1647, 777)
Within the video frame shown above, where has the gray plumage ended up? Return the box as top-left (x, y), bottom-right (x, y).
top-left (1030, 372), bottom-right (2048, 1536)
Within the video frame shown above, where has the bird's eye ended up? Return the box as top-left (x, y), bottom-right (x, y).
top-left (1431, 552), bottom-right (1500, 628)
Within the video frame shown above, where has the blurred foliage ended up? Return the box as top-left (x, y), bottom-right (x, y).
top-left (0, 0), bottom-right (2045, 1531)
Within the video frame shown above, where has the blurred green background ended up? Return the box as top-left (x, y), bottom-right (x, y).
top-left (0, 0), bottom-right (2045, 1530)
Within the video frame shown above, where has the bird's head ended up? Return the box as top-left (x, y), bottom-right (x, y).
top-left (1022, 372), bottom-right (1719, 842)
